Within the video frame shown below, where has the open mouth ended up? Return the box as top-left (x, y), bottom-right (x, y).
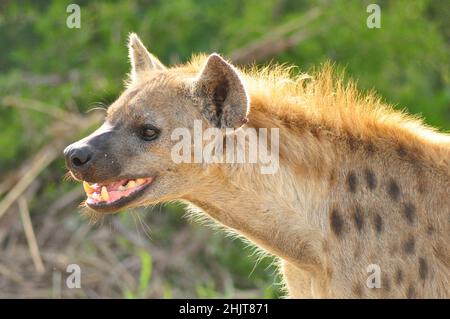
top-left (83, 177), bottom-right (154, 212)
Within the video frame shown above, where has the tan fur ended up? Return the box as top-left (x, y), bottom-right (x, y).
top-left (72, 34), bottom-right (450, 298)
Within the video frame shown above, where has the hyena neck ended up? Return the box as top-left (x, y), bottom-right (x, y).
top-left (181, 116), bottom-right (349, 271)
top-left (182, 170), bottom-right (327, 271)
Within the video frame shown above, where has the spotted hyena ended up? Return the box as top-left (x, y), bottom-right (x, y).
top-left (64, 33), bottom-right (450, 298)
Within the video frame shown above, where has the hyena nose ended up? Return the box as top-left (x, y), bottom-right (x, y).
top-left (64, 145), bottom-right (93, 169)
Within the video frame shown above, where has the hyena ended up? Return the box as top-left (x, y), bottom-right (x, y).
top-left (64, 33), bottom-right (450, 298)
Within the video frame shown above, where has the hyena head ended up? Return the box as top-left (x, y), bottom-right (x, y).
top-left (64, 33), bottom-right (249, 213)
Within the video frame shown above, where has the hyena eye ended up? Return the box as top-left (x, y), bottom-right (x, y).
top-left (140, 125), bottom-right (160, 141)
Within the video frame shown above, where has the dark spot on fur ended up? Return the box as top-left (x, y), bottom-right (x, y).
top-left (310, 126), bottom-right (321, 139)
top-left (322, 240), bottom-right (330, 253)
top-left (403, 203), bottom-right (416, 225)
top-left (352, 283), bottom-right (363, 298)
top-left (389, 243), bottom-right (399, 256)
top-left (330, 209), bottom-right (344, 237)
top-left (388, 180), bottom-right (400, 201)
top-left (353, 244), bottom-right (362, 259)
top-left (353, 207), bottom-right (364, 232)
top-left (397, 146), bottom-right (407, 157)
top-left (347, 171), bottom-right (357, 193)
top-left (413, 165), bottom-right (427, 194)
top-left (373, 213), bottom-right (383, 234)
top-left (426, 225), bottom-right (434, 235)
top-left (347, 138), bottom-right (358, 151)
top-left (419, 257), bottom-right (428, 280)
top-left (364, 169), bottom-right (377, 190)
top-left (403, 237), bottom-right (415, 255)
top-left (326, 267), bottom-right (333, 279)
top-left (383, 274), bottom-right (391, 292)
top-left (329, 169), bottom-right (337, 187)
top-left (365, 142), bottom-right (375, 156)
top-left (407, 285), bottom-right (416, 299)
top-left (395, 268), bottom-right (403, 284)
top-left (418, 181), bottom-right (426, 194)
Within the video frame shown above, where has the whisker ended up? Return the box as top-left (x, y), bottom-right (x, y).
top-left (63, 171), bottom-right (76, 182)
top-left (248, 251), bottom-right (265, 278)
top-left (131, 211), bottom-right (142, 242)
top-left (136, 211), bottom-right (152, 241)
top-left (86, 107), bottom-right (107, 114)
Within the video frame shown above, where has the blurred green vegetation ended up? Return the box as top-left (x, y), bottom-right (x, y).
top-left (0, 0), bottom-right (449, 298)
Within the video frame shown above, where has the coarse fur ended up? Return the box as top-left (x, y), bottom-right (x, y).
top-left (65, 33), bottom-right (450, 298)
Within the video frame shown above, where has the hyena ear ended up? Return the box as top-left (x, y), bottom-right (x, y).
top-left (193, 53), bottom-right (250, 129)
top-left (128, 33), bottom-right (166, 83)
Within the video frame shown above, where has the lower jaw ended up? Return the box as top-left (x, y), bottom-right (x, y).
top-left (86, 182), bottom-right (153, 213)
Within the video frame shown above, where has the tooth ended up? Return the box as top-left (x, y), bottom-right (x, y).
top-left (127, 180), bottom-right (136, 188)
top-left (83, 181), bottom-right (94, 194)
top-left (118, 185), bottom-right (126, 191)
top-left (91, 193), bottom-right (100, 200)
top-left (136, 178), bottom-right (145, 185)
top-left (101, 186), bottom-right (110, 201)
